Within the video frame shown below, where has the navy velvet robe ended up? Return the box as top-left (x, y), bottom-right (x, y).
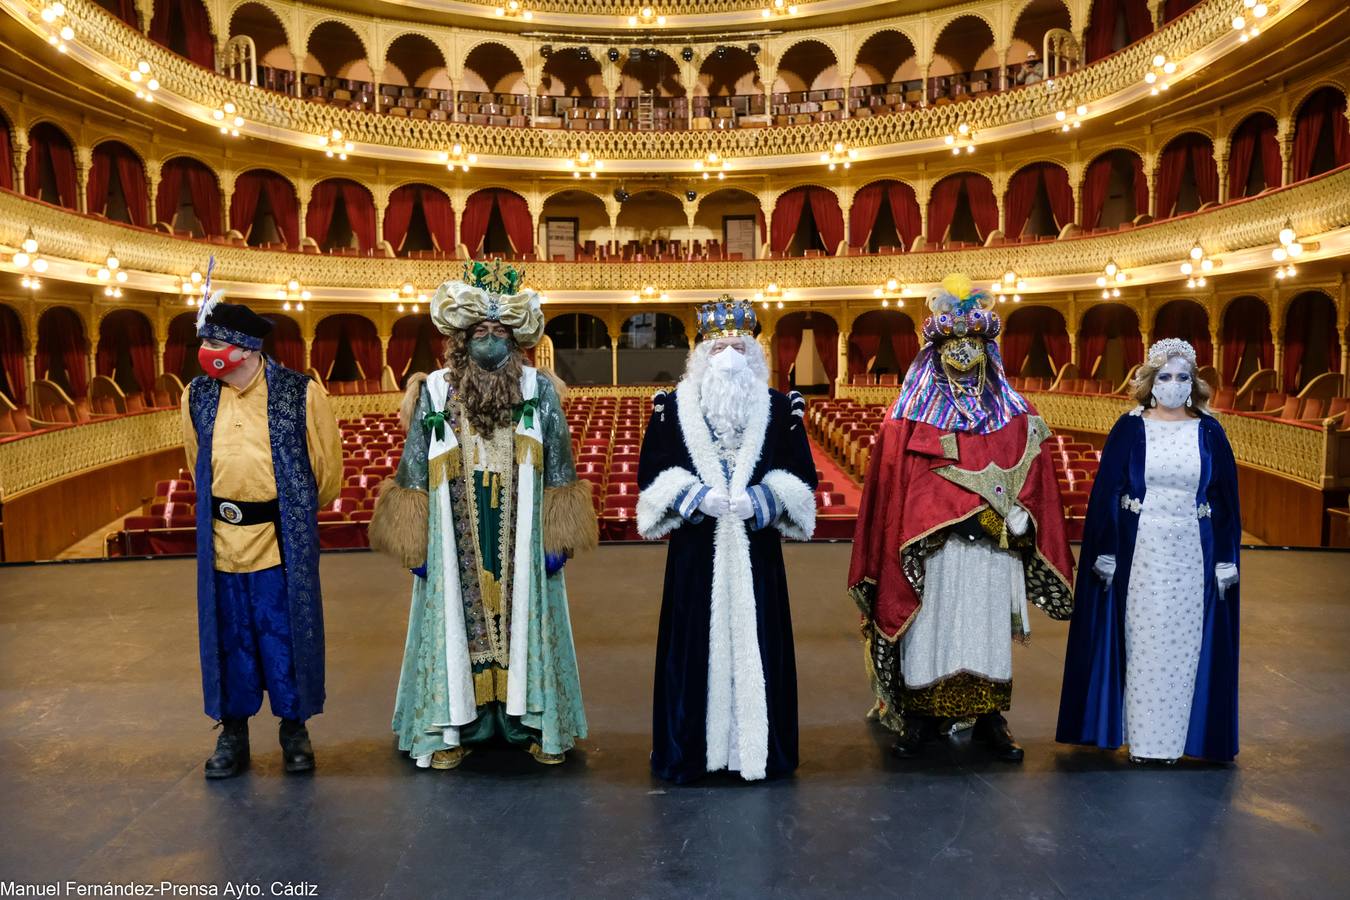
top-left (1055, 410), bottom-right (1242, 762)
top-left (639, 389), bottom-right (817, 783)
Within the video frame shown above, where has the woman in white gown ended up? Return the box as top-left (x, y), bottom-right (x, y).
top-left (1056, 339), bottom-right (1242, 764)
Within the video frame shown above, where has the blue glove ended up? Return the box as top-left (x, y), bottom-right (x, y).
top-left (545, 552), bottom-right (568, 576)
top-left (410, 564), bottom-right (427, 579)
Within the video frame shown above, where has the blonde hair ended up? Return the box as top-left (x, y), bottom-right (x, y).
top-left (1131, 355), bottom-right (1211, 415)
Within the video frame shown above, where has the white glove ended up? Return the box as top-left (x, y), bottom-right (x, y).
top-left (1006, 505), bottom-right (1030, 537)
top-left (1093, 554), bottom-right (1116, 583)
top-left (1216, 562), bottom-right (1239, 598)
top-left (698, 486), bottom-right (730, 519)
top-left (730, 491), bottom-right (754, 521)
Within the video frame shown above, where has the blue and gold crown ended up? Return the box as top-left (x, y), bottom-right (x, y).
top-left (697, 295), bottom-right (758, 339)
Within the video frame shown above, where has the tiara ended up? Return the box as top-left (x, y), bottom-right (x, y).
top-left (1146, 338), bottom-right (1197, 369)
top-left (697, 295), bottom-right (758, 338)
top-left (462, 259), bottom-right (525, 295)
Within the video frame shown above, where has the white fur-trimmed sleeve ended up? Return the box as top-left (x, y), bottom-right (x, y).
top-left (638, 466), bottom-right (702, 539)
top-left (760, 469), bottom-right (817, 541)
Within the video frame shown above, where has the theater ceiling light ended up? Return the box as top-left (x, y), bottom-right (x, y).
top-left (128, 60), bottom-right (158, 101)
top-left (495, 2), bottom-right (533, 21)
top-left (631, 285), bottom-right (668, 304)
top-left (1095, 259), bottom-right (1126, 298)
top-left (992, 271), bottom-right (1026, 303)
top-left (11, 230), bottom-right (47, 290)
top-left (1055, 104), bottom-right (1088, 132)
top-left (628, 7), bottom-right (666, 26)
top-left (1144, 53), bottom-right (1178, 96)
top-left (277, 278), bottom-right (310, 311)
top-left (1179, 243), bottom-right (1216, 288)
top-left (754, 283), bottom-right (788, 307)
top-left (441, 142), bottom-right (478, 172)
top-left (762, 1), bottom-right (799, 18)
top-left (213, 102), bottom-right (244, 137)
top-left (320, 129), bottom-right (353, 160)
top-left (871, 278), bottom-right (907, 308)
top-left (1272, 220), bottom-right (1309, 279)
top-left (944, 123), bottom-right (976, 155)
top-left (821, 142), bottom-right (858, 171)
top-left (1233, 0), bottom-right (1272, 42)
top-left (694, 151), bottom-right (728, 180)
top-left (567, 150), bottom-right (603, 178)
top-left (39, 3), bottom-right (73, 52)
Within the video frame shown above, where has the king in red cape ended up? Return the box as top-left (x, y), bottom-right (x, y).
top-left (848, 274), bottom-right (1075, 762)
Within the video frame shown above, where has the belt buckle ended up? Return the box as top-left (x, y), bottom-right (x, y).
top-left (218, 501), bottom-right (243, 524)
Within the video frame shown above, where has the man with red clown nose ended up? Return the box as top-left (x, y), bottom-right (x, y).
top-left (181, 280), bottom-right (341, 779)
top-left (848, 274), bottom-right (1074, 763)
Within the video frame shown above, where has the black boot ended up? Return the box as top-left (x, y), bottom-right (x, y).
top-left (204, 718), bottom-right (250, 779)
top-left (972, 712), bottom-right (1024, 762)
top-left (279, 719), bottom-right (316, 773)
top-left (890, 715), bottom-right (935, 759)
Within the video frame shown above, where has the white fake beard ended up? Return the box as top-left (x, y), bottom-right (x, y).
top-left (699, 363), bottom-right (761, 448)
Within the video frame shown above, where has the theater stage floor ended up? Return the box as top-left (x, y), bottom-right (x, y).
top-left (2, 545), bottom-right (1348, 899)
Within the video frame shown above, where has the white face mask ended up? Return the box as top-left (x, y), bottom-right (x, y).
top-left (1151, 358), bottom-right (1193, 409)
top-left (709, 343), bottom-right (749, 373)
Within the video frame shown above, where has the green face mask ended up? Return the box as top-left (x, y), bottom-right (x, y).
top-left (468, 333), bottom-right (512, 370)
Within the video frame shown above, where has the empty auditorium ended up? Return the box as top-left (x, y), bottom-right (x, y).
top-left (1, 0), bottom-right (1348, 897)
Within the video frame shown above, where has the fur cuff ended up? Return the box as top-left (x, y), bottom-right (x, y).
top-left (543, 479), bottom-right (598, 555)
top-left (761, 469), bottom-right (817, 541)
top-left (398, 372), bottom-right (430, 432)
top-left (637, 467), bottom-right (700, 539)
top-left (369, 479), bottom-right (429, 569)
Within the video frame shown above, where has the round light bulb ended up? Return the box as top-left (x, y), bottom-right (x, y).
top-left (32, 258), bottom-right (48, 273)
top-left (1105, 261), bottom-right (1118, 276)
top-left (1279, 226), bottom-right (1296, 245)
top-left (1287, 241), bottom-right (1303, 257)
top-left (1189, 245), bottom-right (1204, 260)
top-left (1271, 247), bottom-right (1287, 262)
top-left (13, 252), bottom-right (29, 268)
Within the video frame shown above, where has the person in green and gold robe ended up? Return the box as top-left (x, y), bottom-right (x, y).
top-left (370, 261), bottom-right (597, 769)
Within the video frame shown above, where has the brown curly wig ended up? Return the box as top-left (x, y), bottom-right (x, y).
top-left (445, 329), bottom-right (525, 435)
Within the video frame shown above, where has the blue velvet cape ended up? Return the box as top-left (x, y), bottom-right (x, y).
top-left (638, 389), bottom-right (817, 783)
top-left (1055, 410), bottom-right (1241, 761)
top-left (188, 361), bottom-right (326, 721)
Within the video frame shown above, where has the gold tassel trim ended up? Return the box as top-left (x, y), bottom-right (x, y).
top-left (479, 569), bottom-right (503, 615)
top-left (427, 448), bottom-right (463, 491)
top-left (473, 666), bottom-right (511, 705)
top-left (514, 434), bottom-right (544, 470)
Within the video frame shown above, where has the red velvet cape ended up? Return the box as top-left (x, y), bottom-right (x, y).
top-left (848, 409), bottom-right (1074, 639)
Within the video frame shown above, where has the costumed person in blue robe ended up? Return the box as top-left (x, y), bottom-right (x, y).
top-left (369, 260), bottom-right (597, 770)
top-left (1056, 338), bottom-right (1241, 764)
top-left (182, 277), bottom-right (341, 779)
top-left (848, 274), bottom-right (1074, 763)
top-left (636, 296), bottom-right (818, 783)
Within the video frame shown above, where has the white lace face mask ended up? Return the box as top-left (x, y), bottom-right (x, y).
top-left (1151, 356), bottom-right (1193, 409)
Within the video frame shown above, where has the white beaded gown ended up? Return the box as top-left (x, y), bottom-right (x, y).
top-left (1123, 416), bottom-right (1204, 760)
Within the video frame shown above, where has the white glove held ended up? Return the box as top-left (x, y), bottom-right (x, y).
top-left (1006, 505), bottom-right (1030, 537)
top-left (1093, 554), bottom-right (1117, 583)
top-left (698, 486), bottom-right (730, 519)
top-left (730, 491), bottom-right (754, 521)
top-left (1215, 562), bottom-right (1239, 597)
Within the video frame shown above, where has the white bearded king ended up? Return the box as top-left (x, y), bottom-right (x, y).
top-left (369, 260), bottom-right (598, 770)
top-left (636, 296), bottom-right (819, 783)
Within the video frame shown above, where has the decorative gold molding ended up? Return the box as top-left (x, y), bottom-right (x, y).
top-left (0, 409), bottom-right (181, 500)
top-left (11, 0), bottom-right (1290, 167)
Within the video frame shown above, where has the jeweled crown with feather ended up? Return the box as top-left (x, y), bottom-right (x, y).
top-left (697, 295), bottom-right (758, 338)
top-left (922, 273), bottom-right (1002, 343)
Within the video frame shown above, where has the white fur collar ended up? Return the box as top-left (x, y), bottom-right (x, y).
top-left (676, 379), bottom-right (771, 493)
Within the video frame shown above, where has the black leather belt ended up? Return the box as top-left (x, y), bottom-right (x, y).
top-left (212, 497), bottom-right (280, 526)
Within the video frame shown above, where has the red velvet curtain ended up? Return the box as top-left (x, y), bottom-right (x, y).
top-left (848, 313), bottom-right (883, 376)
top-left (343, 181), bottom-right (376, 250)
top-left (966, 175), bottom-right (998, 240)
top-left (927, 176), bottom-right (962, 243)
top-left (163, 314), bottom-right (197, 380)
top-left (86, 146), bottom-right (112, 218)
top-left (387, 316), bottom-right (426, 383)
top-left (421, 187), bottom-right (456, 252)
top-left (1292, 88), bottom-right (1350, 182)
top-left (0, 305), bottom-right (25, 405)
top-left (384, 185), bottom-right (418, 252)
top-left (1001, 308), bottom-right (1069, 376)
top-left (1156, 135), bottom-right (1212, 218)
top-left (770, 187), bottom-right (807, 253)
top-left (115, 149), bottom-right (148, 226)
top-left (0, 120), bottom-right (14, 191)
top-left (184, 160), bottom-right (221, 234)
top-left (495, 190), bottom-right (534, 256)
top-left (460, 190), bottom-right (496, 256)
top-left (309, 321), bottom-right (337, 379)
top-left (1081, 155), bottom-right (1114, 229)
top-left (229, 171), bottom-right (264, 237)
top-left (99, 0), bottom-right (139, 26)
top-left (1227, 118), bottom-right (1259, 199)
top-left (1190, 140), bottom-right (1218, 206)
top-left (1079, 306), bottom-right (1141, 378)
top-left (1163, 0), bottom-right (1199, 22)
top-left (812, 317), bottom-right (839, 393)
top-left (890, 318), bottom-right (918, 373)
top-left (1154, 301), bottom-right (1212, 366)
top-left (97, 310), bottom-right (156, 394)
top-left (808, 188), bottom-right (844, 255)
top-left (774, 315), bottom-right (803, 392)
top-left (1259, 123), bottom-right (1283, 191)
top-left (1086, 0), bottom-right (1152, 63)
top-left (36, 307), bottom-right (88, 399)
top-left (1221, 297), bottom-right (1272, 385)
top-left (314, 315), bottom-right (380, 381)
top-left (888, 182), bottom-right (922, 250)
top-left (149, 0), bottom-right (215, 69)
top-left (1282, 294), bottom-right (1340, 390)
top-left (1042, 165), bottom-right (1074, 229)
top-left (306, 180), bottom-right (340, 248)
top-left (1003, 166), bottom-right (1043, 238)
top-left (26, 124), bottom-right (78, 209)
top-left (264, 316), bottom-right (304, 371)
top-left (263, 175), bottom-right (298, 248)
top-left (848, 182), bottom-right (884, 249)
